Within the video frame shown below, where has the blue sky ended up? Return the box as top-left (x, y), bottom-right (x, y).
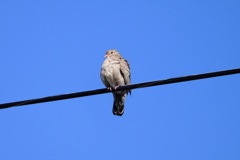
top-left (0, 0), bottom-right (240, 159)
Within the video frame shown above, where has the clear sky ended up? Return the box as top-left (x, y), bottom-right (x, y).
top-left (0, 0), bottom-right (240, 159)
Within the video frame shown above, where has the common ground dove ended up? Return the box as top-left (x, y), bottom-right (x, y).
top-left (100, 49), bottom-right (131, 116)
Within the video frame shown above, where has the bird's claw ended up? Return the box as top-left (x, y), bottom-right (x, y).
top-left (107, 86), bottom-right (120, 91)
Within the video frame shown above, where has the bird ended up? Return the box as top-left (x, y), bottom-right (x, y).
top-left (100, 49), bottom-right (131, 116)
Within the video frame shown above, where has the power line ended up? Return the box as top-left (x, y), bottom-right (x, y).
top-left (0, 68), bottom-right (239, 109)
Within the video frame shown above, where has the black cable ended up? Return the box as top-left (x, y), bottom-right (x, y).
top-left (0, 68), bottom-right (239, 109)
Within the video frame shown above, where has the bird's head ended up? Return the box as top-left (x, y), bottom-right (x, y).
top-left (105, 49), bottom-right (122, 59)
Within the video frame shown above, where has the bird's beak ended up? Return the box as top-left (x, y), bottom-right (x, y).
top-left (104, 54), bottom-right (108, 58)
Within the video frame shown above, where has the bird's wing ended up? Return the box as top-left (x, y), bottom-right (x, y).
top-left (120, 58), bottom-right (131, 85)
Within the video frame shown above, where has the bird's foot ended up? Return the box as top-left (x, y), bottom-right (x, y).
top-left (107, 86), bottom-right (120, 91)
top-left (114, 85), bottom-right (120, 90)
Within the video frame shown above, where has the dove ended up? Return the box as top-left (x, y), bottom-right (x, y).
top-left (100, 49), bottom-right (131, 116)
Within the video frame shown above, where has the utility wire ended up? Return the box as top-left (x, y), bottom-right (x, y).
top-left (0, 68), bottom-right (239, 109)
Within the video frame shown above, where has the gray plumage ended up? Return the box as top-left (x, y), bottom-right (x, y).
top-left (100, 49), bottom-right (131, 116)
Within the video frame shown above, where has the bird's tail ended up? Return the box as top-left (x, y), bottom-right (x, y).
top-left (112, 93), bottom-right (126, 116)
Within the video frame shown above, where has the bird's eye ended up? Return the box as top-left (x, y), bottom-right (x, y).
top-left (111, 52), bottom-right (113, 54)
